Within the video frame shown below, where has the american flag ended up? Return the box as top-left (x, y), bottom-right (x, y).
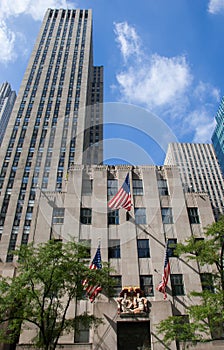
top-left (157, 242), bottom-right (171, 300)
top-left (83, 246), bottom-right (102, 303)
top-left (108, 173), bottom-right (132, 211)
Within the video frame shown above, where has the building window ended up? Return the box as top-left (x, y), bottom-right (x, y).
top-left (200, 273), bottom-right (214, 293)
top-left (170, 274), bottom-right (185, 296)
top-left (80, 208), bottom-right (92, 225)
top-left (140, 275), bottom-right (154, 296)
top-left (135, 208), bottom-right (146, 224)
top-left (108, 209), bottom-right (119, 225)
top-left (161, 208), bottom-right (173, 224)
top-left (158, 179), bottom-right (169, 195)
top-left (74, 324), bottom-right (89, 343)
top-left (111, 275), bottom-right (122, 296)
top-left (108, 239), bottom-right (120, 258)
top-left (107, 179), bottom-right (118, 196)
top-left (137, 239), bottom-right (150, 258)
top-left (132, 179), bottom-right (143, 195)
top-left (188, 208), bottom-right (200, 224)
top-left (167, 238), bottom-right (177, 257)
top-left (52, 208), bottom-right (64, 224)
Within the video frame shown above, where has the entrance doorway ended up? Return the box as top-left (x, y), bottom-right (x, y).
top-left (117, 321), bottom-right (151, 350)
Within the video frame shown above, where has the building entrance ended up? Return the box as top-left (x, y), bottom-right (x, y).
top-left (117, 321), bottom-right (151, 350)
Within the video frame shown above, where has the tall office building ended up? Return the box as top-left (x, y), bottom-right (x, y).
top-left (0, 8), bottom-right (223, 350)
top-left (212, 97), bottom-right (224, 175)
top-left (0, 8), bottom-right (103, 261)
top-left (165, 143), bottom-right (224, 219)
top-left (0, 82), bottom-right (16, 145)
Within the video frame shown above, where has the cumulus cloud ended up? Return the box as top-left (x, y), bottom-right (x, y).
top-left (0, 0), bottom-right (74, 63)
top-left (113, 21), bottom-right (220, 144)
top-left (114, 22), bottom-right (192, 109)
top-left (208, 0), bottom-right (224, 14)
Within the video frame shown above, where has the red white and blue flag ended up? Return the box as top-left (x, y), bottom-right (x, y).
top-left (108, 173), bottom-right (132, 211)
top-left (157, 242), bottom-right (171, 300)
top-left (83, 246), bottom-right (102, 303)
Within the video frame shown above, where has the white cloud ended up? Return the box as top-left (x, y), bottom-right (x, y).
top-left (208, 0), bottom-right (224, 14)
top-left (0, 20), bottom-right (16, 63)
top-left (114, 22), bottom-right (141, 62)
top-left (114, 22), bottom-right (192, 109)
top-left (0, 0), bottom-right (74, 63)
top-left (187, 109), bottom-right (216, 143)
top-left (0, 0), bottom-right (74, 21)
top-left (194, 81), bottom-right (220, 102)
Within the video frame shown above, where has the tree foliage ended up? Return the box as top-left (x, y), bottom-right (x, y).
top-left (157, 215), bottom-right (224, 347)
top-left (0, 240), bottom-right (114, 350)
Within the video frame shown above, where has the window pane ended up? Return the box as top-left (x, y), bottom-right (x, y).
top-left (111, 275), bottom-right (122, 296)
top-left (158, 179), bottom-right (169, 195)
top-left (140, 275), bottom-right (154, 296)
top-left (133, 179), bottom-right (143, 195)
top-left (200, 273), bottom-right (214, 293)
top-left (108, 239), bottom-right (120, 258)
top-left (80, 208), bottom-right (92, 225)
top-left (137, 239), bottom-right (150, 258)
top-left (135, 208), bottom-right (146, 224)
top-left (167, 238), bottom-right (177, 257)
top-left (108, 210), bottom-right (119, 225)
top-left (161, 208), bottom-right (173, 224)
top-left (171, 274), bottom-right (184, 296)
top-left (52, 207), bottom-right (64, 224)
top-left (107, 179), bottom-right (118, 196)
top-left (188, 207), bottom-right (200, 224)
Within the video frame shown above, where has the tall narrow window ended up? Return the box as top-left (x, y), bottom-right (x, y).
top-left (170, 274), bottom-right (184, 296)
top-left (161, 208), bottom-right (173, 224)
top-left (110, 275), bottom-right (122, 296)
top-left (133, 179), bottom-right (143, 195)
top-left (200, 273), bottom-right (214, 293)
top-left (52, 208), bottom-right (64, 224)
top-left (107, 179), bottom-right (118, 196)
top-left (108, 239), bottom-right (120, 258)
top-left (80, 208), bottom-right (92, 225)
top-left (158, 179), bottom-right (169, 195)
top-left (188, 208), bottom-right (200, 224)
top-left (140, 275), bottom-right (154, 296)
top-left (135, 208), bottom-right (146, 224)
top-left (108, 209), bottom-right (119, 225)
top-left (167, 238), bottom-right (177, 257)
top-left (137, 239), bottom-right (150, 258)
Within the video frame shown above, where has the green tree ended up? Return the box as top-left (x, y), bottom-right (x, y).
top-left (0, 240), bottom-right (114, 350)
top-left (157, 215), bottom-right (224, 348)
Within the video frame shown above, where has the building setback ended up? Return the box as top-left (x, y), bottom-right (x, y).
top-left (0, 8), bottom-right (223, 350)
top-left (165, 142), bottom-right (224, 220)
top-left (212, 97), bottom-right (224, 176)
top-left (0, 82), bottom-right (16, 145)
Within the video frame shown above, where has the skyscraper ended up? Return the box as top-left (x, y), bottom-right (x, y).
top-left (212, 97), bottom-right (224, 175)
top-left (0, 8), bottom-right (103, 261)
top-left (165, 142), bottom-right (224, 219)
top-left (0, 82), bottom-right (16, 145)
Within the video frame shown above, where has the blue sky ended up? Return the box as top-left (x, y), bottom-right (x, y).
top-left (0, 0), bottom-right (224, 165)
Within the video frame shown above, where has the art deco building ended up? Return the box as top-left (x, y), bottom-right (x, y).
top-left (0, 8), bottom-right (223, 350)
top-left (165, 142), bottom-right (224, 220)
top-left (212, 97), bottom-right (224, 176)
top-left (0, 82), bottom-right (16, 145)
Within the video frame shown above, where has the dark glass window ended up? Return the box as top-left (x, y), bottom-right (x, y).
top-left (137, 239), bottom-right (150, 258)
top-left (111, 275), bottom-right (122, 296)
top-left (80, 208), bottom-right (92, 225)
top-left (82, 178), bottom-right (92, 195)
top-left (108, 210), bottom-right (119, 225)
top-left (171, 274), bottom-right (184, 296)
top-left (161, 208), bottom-right (173, 224)
top-left (200, 273), bottom-right (214, 293)
top-left (74, 324), bottom-right (89, 343)
top-left (188, 208), bottom-right (200, 224)
top-left (108, 239), bottom-right (120, 258)
top-left (167, 238), bottom-right (177, 257)
top-left (140, 275), bottom-right (154, 296)
top-left (158, 179), bottom-right (169, 195)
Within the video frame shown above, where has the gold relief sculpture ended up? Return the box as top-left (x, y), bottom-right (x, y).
top-left (117, 287), bottom-right (149, 316)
